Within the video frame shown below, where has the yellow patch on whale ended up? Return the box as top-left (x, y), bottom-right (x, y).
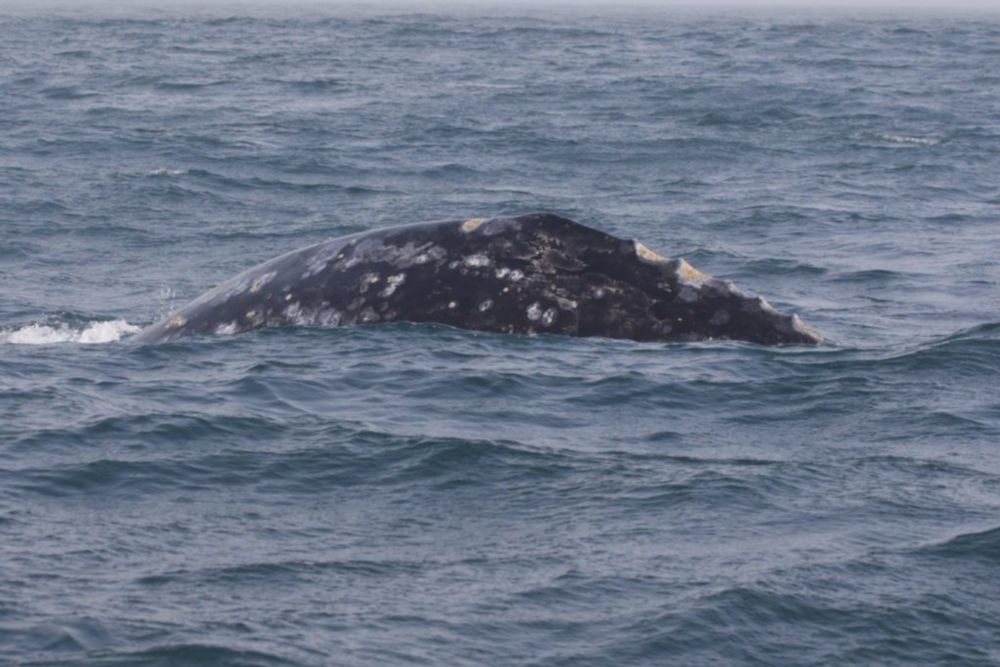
top-left (167, 316), bottom-right (186, 329)
top-left (634, 241), bottom-right (667, 263)
top-left (634, 241), bottom-right (712, 282)
top-left (676, 259), bottom-right (711, 282)
top-left (461, 217), bottom-right (486, 232)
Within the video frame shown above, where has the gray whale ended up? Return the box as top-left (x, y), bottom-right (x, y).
top-left (134, 213), bottom-right (821, 345)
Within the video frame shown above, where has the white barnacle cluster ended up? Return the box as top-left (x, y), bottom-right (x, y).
top-left (463, 253), bottom-right (491, 268)
top-left (358, 307), bottom-right (380, 323)
top-left (283, 301), bottom-right (303, 323)
top-left (315, 309), bottom-right (342, 326)
top-left (214, 321), bottom-right (239, 335)
top-left (495, 267), bottom-right (524, 281)
top-left (379, 272), bottom-right (406, 298)
top-left (376, 240), bottom-right (448, 270)
top-left (525, 301), bottom-right (558, 327)
top-left (553, 295), bottom-right (578, 311)
top-left (244, 308), bottom-right (267, 327)
top-left (410, 244), bottom-right (447, 266)
top-left (357, 272), bottom-right (381, 293)
top-left (342, 238), bottom-right (384, 270)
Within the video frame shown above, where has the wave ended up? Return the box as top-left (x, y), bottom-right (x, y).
top-left (829, 268), bottom-right (910, 284)
top-left (136, 557), bottom-right (422, 587)
top-left (857, 131), bottom-right (943, 147)
top-left (694, 106), bottom-right (801, 128)
top-left (0, 319), bottom-right (140, 345)
top-left (789, 322), bottom-right (1000, 374)
top-left (75, 643), bottom-right (300, 667)
top-left (141, 167), bottom-right (389, 196)
top-left (899, 323), bottom-right (1000, 374)
top-left (876, 133), bottom-right (942, 146)
top-left (743, 257), bottom-right (827, 278)
top-left (275, 77), bottom-right (347, 92)
top-left (155, 79), bottom-right (235, 92)
top-left (920, 526), bottom-right (1000, 562)
top-left (54, 49), bottom-right (93, 58)
top-left (4, 420), bottom-right (570, 498)
top-left (147, 167), bottom-right (187, 177)
top-left (40, 85), bottom-right (99, 100)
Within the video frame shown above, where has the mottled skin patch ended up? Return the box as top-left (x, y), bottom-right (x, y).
top-left (134, 213), bottom-right (822, 345)
top-left (461, 218), bottom-right (486, 232)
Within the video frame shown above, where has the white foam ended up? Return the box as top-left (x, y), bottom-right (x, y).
top-left (147, 167), bottom-right (186, 176)
top-left (1, 320), bottom-right (141, 345)
top-left (874, 133), bottom-right (941, 146)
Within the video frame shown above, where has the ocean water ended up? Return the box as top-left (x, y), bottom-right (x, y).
top-left (2, 4), bottom-right (1000, 665)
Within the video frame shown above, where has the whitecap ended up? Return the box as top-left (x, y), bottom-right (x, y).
top-left (1, 319), bottom-right (141, 345)
top-left (873, 133), bottom-right (941, 146)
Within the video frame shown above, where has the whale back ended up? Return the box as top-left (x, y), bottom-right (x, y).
top-left (133, 213), bottom-right (820, 345)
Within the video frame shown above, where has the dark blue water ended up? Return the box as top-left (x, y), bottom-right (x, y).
top-left (3, 5), bottom-right (1000, 665)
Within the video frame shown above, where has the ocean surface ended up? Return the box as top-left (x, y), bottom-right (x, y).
top-left (3, 4), bottom-right (1000, 665)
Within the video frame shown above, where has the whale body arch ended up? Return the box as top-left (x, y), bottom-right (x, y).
top-left (134, 213), bottom-right (821, 345)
